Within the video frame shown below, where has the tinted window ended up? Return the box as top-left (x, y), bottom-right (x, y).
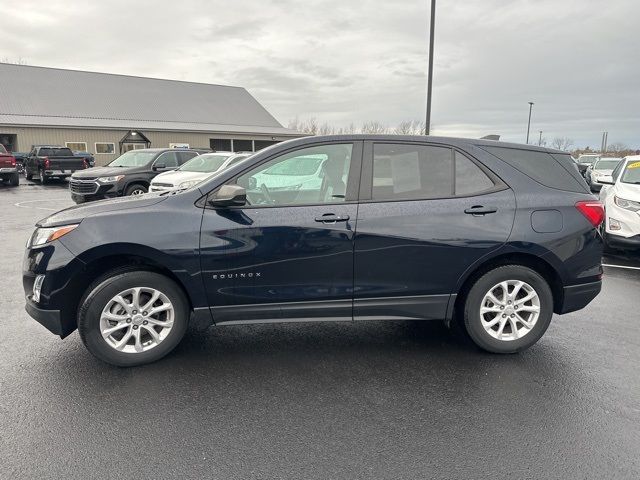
top-left (455, 152), bottom-right (494, 195)
top-left (372, 144), bottom-right (453, 200)
top-left (233, 139), bottom-right (253, 152)
top-left (155, 151), bottom-right (179, 168)
top-left (39, 147), bottom-right (73, 157)
top-left (237, 144), bottom-right (353, 206)
top-left (177, 151), bottom-right (198, 163)
top-left (210, 139), bottom-right (232, 152)
top-left (483, 146), bottom-right (588, 193)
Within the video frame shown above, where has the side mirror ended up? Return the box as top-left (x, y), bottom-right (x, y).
top-left (208, 184), bottom-right (246, 207)
top-left (153, 162), bottom-right (166, 171)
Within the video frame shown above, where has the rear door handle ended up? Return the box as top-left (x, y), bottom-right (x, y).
top-left (464, 205), bottom-right (497, 215)
top-left (315, 214), bottom-right (350, 223)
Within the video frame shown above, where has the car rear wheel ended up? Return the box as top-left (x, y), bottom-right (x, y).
top-left (9, 173), bottom-right (19, 186)
top-left (462, 265), bottom-right (553, 353)
top-left (78, 270), bottom-right (189, 366)
top-left (125, 184), bottom-right (147, 196)
top-left (39, 168), bottom-right (49, 184)
top-left (25, 170), bottom-right (33, 181)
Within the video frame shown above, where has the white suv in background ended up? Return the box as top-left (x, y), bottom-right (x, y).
top-left (599, 155), bottom-right (640, 250)
top-left (150, 152), bottom-right (252, 192)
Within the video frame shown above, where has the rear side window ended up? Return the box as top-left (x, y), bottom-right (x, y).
top-left (177, 151), bottom-right (198, 163)
top-left (481, 146), bottom-right (588, 193)
top-left (372, 144), bottom-right (453, 200)
top-left (455, 152), bottom-right (494, 195)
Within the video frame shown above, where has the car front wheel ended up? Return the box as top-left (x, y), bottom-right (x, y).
top-left (462, 265), bottom-right (553, 353)
top-left (125, 184), bottom-right (147, 196)
top-left (78, 270), bottom-right (189, 366)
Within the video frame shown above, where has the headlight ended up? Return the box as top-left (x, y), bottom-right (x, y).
top-left (28, 224), bottom-right (79, 248)
top-left (614, 196), bottom-right (640, 212)
top-left (97, 175), bottom-right (125, 183)
top-left (178, 180), bottom-right (200, 189)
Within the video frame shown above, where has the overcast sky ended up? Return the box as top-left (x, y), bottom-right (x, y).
top-left (1, 0), bottom-right (638, 147)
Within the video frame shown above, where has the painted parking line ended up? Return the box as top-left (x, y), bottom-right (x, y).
top-left (14, 200), bottom-right (64, 211)
top-left (603, 263), bottom-right (640, 271)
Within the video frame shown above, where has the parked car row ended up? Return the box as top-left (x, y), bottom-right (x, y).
top-left (70, 148), bottom-right (252, 203)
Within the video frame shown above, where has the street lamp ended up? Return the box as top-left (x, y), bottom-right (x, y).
top-left (538, 130), bottom-right (543, 146)
top-left (526, 101), bottom-right (534, 144)
top-left (425, 0), bottom-right (436, 135)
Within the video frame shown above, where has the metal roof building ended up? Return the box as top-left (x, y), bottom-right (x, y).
top-left (0, 63), bottom-right (300, 164)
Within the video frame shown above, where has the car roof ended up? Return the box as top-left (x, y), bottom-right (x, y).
top-left (279, 134), bottom-right (570, 155)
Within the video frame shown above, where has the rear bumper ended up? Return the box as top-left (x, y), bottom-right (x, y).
top-left (559, 280), bottom-right (602, 314)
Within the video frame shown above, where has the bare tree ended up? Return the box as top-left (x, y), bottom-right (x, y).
top-left (607, 142), bottom-right (629, 154)
top-left (551, 137), bottom-right (574, 151)
top-left (394, 120), bottom-right (425, 135)
top-left (361, 121), bottom-right (389, 134)
top-left (318, 122), bottom-right (335, 135)
top-left (1, 57), bottom-right (27, 65)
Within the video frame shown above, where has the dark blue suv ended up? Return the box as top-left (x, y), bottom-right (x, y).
top-left (23, 135), bottom-right (604, 366)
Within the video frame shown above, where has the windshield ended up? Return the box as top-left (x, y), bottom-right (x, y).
top-left (108, 150), bottom-right (157, 167)
top-left (0, 144), bottom-right (6, 154)
top-left (594, 159), bottom-right (621, 170)
top-left (621, 161), bottom-right (640, 184)
top-left (579, 156), bottom-right (599, 165)
top-left (179, 153), bottom-right (232, 173)
top-left (264, 156), bottom-right (324, 176)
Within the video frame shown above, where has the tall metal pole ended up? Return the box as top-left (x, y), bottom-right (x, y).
top-left (526, 102), bottom-right (534, 144)
top-left (425, 0), bottom-right (436, 135)
top-left (538, 130), bottom-right (543, 146)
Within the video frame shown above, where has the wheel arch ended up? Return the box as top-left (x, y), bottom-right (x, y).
top-left (453, 252), bottom-right (564, 319)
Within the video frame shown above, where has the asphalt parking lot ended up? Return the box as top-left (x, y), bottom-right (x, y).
top-left (1, 179), bottom-right (639, 479)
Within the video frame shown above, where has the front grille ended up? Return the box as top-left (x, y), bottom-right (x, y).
top-left (70, 179), bottom-right (99, 194)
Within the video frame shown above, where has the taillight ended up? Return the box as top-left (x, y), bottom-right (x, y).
top-left (9, 156), bottom-right (16, 166)
top-left (43, 157), bottom-right (50, 169)
top-left (575, 200), bottom-right (604, 228)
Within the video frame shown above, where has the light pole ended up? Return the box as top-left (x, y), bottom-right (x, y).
top-left (425, 0), bottom-right (436, 135)
top-left (526, 101), bottom-right (534, 144)
top-left (538, 130), bottom-right (543, 146)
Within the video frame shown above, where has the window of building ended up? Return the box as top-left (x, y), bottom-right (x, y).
top-left (236, 144), bottom-right (353, 206)
top-left (233, 139), bottom-right (253, 152)
top-left (254, 140), bottom-right (279, 151)
top-left (210, 139), bottom-right (232, 152)
top-left (65, 142), bottom-right (88, 152)
top-left (95, 142), bottom-right (116, 154)
top-left (372, 144), bottom-right (453, 201)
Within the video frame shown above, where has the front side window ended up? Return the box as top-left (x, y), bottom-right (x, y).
top-left (237, 144), bottom-right (353, 206)
top-left (372, 144), bottom-right (453, 200)
top-left (155, 151), bottom-right (179, 168)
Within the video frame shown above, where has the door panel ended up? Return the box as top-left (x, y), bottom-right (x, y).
top-left (354, 189), bottom-right (516, 320)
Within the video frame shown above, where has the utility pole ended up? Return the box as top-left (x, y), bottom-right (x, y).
top-left (538, 130), bottom-right (543, 146)
top-left (601, 131), bottom-right (608, 153)
top-left (425, 0), bottom-right (436, 135)
top-left (526, 102), bottom-right (534, 144)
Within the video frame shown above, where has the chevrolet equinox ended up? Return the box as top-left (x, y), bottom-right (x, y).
top-left (23, 135), bottom-right (604, 366)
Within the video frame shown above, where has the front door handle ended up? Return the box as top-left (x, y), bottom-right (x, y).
top-left (315, 213), bottom-right (350, 223)
top-left (464, 205), bottom-right (497, 215)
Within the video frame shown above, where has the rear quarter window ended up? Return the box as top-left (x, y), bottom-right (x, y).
top-left (481, 146), bottom-right (589, 193)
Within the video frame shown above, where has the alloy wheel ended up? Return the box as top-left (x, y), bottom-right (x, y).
top-left (99, 287), bottom-right (174, 353)
top-left (479, 280), bottom-right (540, 341)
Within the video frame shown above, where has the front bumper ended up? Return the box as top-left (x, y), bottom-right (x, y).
top-left (559, 280), bottom-right (602, 314)
top-left (25, 297), bottom-right (67, 337)
top-left (605, 233), bottom-right (640, 249)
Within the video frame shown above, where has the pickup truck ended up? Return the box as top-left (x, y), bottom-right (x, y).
top-left (0, 144), bottom-right (19, 186)
top-left (25, 146), bottom-right (88, 184)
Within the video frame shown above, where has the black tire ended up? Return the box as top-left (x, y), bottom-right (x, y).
top-left (40, 168), bottom-right (49, 184)
top-left (9, 173), bottom-right (19, 186)
top-left (462, 265), bottom-right (553, 354)
top-left (124, 183), bottom-right (147, 196)
top-left (25, 170), bottom-right (33, 181)
top-left (78, 270), bottom-right (189, 367)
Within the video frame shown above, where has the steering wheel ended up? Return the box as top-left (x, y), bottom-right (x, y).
top-left (260, 183), bottom-right (274, 204)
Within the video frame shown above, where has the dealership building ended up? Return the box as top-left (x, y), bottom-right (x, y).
top-left (0, 63), bottom-right (300, 165)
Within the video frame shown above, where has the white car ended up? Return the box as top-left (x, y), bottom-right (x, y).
top-left (585, 157), bottom-right (622, 192)
top-left (599, 155), bottom-right (640, 250)
top-left (150, 152), bottom-right (251, 192)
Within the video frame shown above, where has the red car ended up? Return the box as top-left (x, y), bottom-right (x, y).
top-left (0, 144), bottom-right (19, 187)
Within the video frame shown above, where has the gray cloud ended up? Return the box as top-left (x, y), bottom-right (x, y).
top-left (0, 0), bottom-right (637, 147)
